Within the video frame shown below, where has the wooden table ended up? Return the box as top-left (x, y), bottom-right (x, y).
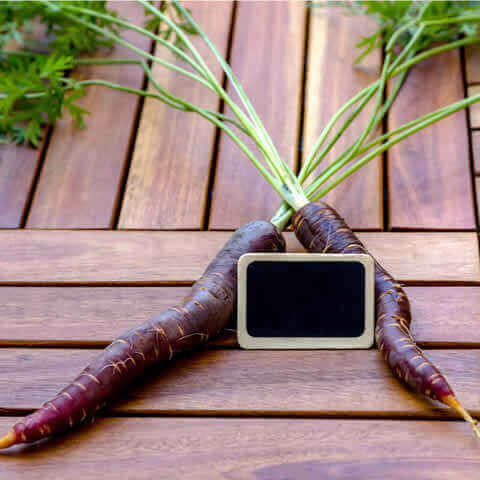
top-left (1, 2), bottom-right (480, 478)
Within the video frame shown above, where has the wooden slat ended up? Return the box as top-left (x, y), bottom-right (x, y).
top-left (1, 417), bottom-right (479, 479)
top-left (0, 287), bottom-right (189, 345)
top-left (118, 1), bottom-right (233, 229)
top-left (388, 50), bottom-right (475, 230)
top-left (468, 85), bottom-right (480, 128)
top-left (0, 231), bottom-right (477, 283)
top-left (209, 1), bottom-right (305, 229)
top-left (471, 130), bottom-right (480, 175)
top-left (1, 348), bottom-right (480, 417)
top-left (476, 179), bottom-right (480, 221)
top-left (26, 2), bottom-right (149, 229)
top-left (0, 26), bottom-right (50, 229)
top-left (408, 286), bottom-right (480, 345)
top-left (465, 44), bottom-right (480, 85)
top-left (303, 6), bottom-right (382, 229)
top-left (0, 144), bottom-right (40, 228)
top-left (0, 286), bottom-right (479, 346)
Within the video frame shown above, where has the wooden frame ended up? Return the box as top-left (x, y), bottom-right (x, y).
top-left (237, 252), bottom-right (375, 349)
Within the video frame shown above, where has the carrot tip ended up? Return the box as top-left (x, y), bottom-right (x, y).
top-left (443, 395), bottom-right (480, 439)
top-left (0, 430), bottom-right (17, 450)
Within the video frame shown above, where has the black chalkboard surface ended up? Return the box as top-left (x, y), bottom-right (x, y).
top-left (246, 260), bottom-right (366, 338)
top-left (237, 253), bottom-right (375, 349)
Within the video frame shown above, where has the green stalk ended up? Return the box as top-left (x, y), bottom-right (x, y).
top-left (170, 0), bottom-right (307, 205)
top-left (171, 0), bottom-right (287, 175)
top-left (42, 1), bottom-right (208, 79)
top-left (22, 1), bottom-right (480, 227)
top-left (40, 1), bottom-right (214, 91)
top-left (356, 108), bottom-right (444, 155)
top-left (138, 0), bottom-right (291, 185)
top-left (39, 0), bottom-right (306, 204)
top-left (311, 94), bottom-right (480, 201)
top-left (52, 0), bottom-right (307, 210)
top-left (272, 94), bottom-right (480, 229)
top-left (74, 78), bottom-right (279, 188)
top-left (299, 35), bottom-right (478, 185)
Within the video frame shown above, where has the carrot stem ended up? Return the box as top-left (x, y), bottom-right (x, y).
top-left (0, 430), bottom-right (16, 450)
top-left (443, 395), bottom-right (480, 439)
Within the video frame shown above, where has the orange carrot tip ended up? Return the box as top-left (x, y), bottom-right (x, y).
top-left (443, 395), bottom-right (480, 439)
top-left (0, 430), bottom-right (17, 449)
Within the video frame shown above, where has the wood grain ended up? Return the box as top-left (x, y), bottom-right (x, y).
top-left (118, 1), bottom-right (233, 229)
top-left (0, 143), bottom-right (40, 228)
top-left (388, 50), bottom-right (475, 230)
top-left (0, 287), bottom-right (189, 345)
top-left (465, 44), bottom-right (480, 85)
top-left (0, 231), bottom-right (477, 284)
top-left (0, 26), bottom-right (49, 229)
top-left (471, 130), bottom-right (480, 175)
top-left (1, 417), bottom-right (480, 479)
top-left (476, 178), bottom-right (480, 219)
top-left (26, 2), bottom-right (150, 229)
top-left (468, 85), bottom-right (480, 128)
top-left (1, 348), bottom-right (480, 418)
top-left (209, 1), bottom-right (305, 229)
top-left (303, 6), bottom-right (382, 229)
top-left (407, 286), bottom-right (480, 345)
top-left (0, 286), bottom-right (479, 346)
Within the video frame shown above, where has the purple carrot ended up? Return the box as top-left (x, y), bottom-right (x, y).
top-left (0, 220), bottom-right (285, 449)
top-left (292, 201), bottom-right (480, 438)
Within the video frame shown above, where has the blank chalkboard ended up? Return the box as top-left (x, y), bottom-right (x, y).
top-left (246, 260), bottom-right (366, 338)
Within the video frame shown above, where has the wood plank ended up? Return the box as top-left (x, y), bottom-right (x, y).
top-left (0, 286), bottom-right (479, 346)
top-left (468, 85), bottom-right (480, 128)
top-left (1, 349), bottom-right (480, 418)
top-left (388, 49), bottom-right (475, 230)
top-left (471, 130), bottom-right (480, 175)
top-left (0, 287), bottom-right (189, 345)
top-left (303, 6), bottom-right (382, 229)
top-left (1, 417), bottom-right (479, 479)
top-left (209, 1), bottom-right (305, 229)
top-left (26, 2), bottom-right (150, 229)
top-left (476, 178), bottom-right (480, 219)
top-left (0, 143), bottom-right (40, 228)
top-left (118, 1), bottom-right (233, 229)
top-left (0, 26), bottom-right (50, 229)
top-left (465, 44), bottom-right (480, 84)
top-left (0, 231), bottom-right (477, 283)
top-left (408, 286), bottom-right (480, 345)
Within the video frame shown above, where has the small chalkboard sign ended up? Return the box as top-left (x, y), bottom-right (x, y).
top-left (237, 253), bottom-right (374, 349)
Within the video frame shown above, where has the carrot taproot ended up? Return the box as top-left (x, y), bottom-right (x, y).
top-left (292, 200), bottom-right (480, 438)
top-left (0, 220), bottom-right (285, 449)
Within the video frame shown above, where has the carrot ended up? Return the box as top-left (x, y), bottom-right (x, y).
top-left (291, 200), bottom-right (480, 437)
top-left (0, 220), bottom-right (285, 449)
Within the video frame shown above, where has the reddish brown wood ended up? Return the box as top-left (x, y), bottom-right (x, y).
top-left (0, 286), bottom-right (479, 346)
top-left (465, 45), bottom-right (480, 85)
top-left (476, 178), bottom-right (480, 217)
top-left (471, 130), bottom-right (480, 175)
top-left (0, 143), bottom-right (41, 228)
top-left (1, 417), bottom-right (479, 478)
top-left (209, 0), bottom-right (305, 229)
top-left (0, 287), bottom-right (189, 345)
top-left (26, 2), bottom-right (150, 228)
top-left (388, 50), bottom-right (475, 230)
top-left (118, 1), bottom-right (233, 229)
top-left (303, 6), bottom-right (382, 229)
top-left (0, 231), bottom-right (477, 284)
top-left (1, 349), bottom-right (479, 418)
top-left (468, 85), bottom-right (480, 129)
top-left (407, 286), bottom-right (480, 345)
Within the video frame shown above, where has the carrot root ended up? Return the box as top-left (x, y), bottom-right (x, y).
top-left (443, 395), bottom-right (480, 439)
top-left (0, 430), bottom-right (17, 449)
